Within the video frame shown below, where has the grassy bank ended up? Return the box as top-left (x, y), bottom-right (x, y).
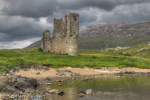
top-left (1, 45), bottom-right (150, 72)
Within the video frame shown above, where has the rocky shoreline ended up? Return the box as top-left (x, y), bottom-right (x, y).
top-left (1, 64), bottom-right (150, 99)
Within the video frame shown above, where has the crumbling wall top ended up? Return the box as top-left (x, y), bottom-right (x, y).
top-left (43, 30), bottom-right (50, 37)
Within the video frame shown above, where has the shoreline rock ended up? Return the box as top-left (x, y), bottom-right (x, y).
top-left (1, 65), bottom-right (150, 99)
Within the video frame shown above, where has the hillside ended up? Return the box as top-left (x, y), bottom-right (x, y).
top-left (26, 40), bottom-right (41, 49)
top-left (100, 42), bottom-right (150, 59)
top-left (26, 21), bottom-right (150, 49)
top-left (79, 21), bottom-right (150, 38)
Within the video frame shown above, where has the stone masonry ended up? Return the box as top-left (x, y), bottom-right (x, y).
top-left (41, 13), bottom-right (79, 55)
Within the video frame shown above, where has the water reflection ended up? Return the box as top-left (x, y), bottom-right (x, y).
top-left (45, 76), bottom-right (150, 100)
top-left (46, 88), bottom-right (78, 100)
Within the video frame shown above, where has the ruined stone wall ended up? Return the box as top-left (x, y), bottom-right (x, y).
top-left (41, 38), bottom-right (43, 50)
top-left (41, 13), bottom-right (79, 55)
top-left (49, 41), bottom-right (53, 53)
top-left (41, 30), bottom-right (50, 53)
top-left (65, 13), bottom-right (79, 55)
top-left (52, 18), bottom-right (67, 54)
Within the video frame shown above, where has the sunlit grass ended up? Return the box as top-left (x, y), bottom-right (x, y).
top-left (0, 46), bottom-right (150, 72)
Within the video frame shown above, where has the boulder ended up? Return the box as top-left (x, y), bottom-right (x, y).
top-left (56, 79), bottom-right (61, 82)
top-left (25, 78), bottom-right (38, 88)
top-left (57, 91), bottom-right (64, 96)
top-left (36, 72), bottom-right (40, 75)
top-left (48, 89), bottom-right (59, 94)
top-left (86, 89), bottom-right (93, 95)
top-left (15, 81), bottom-right (34, 91)
top-left (78, 93), bottom-right (85, 97)
top-left (46, 83), bottom-right (52, 86)
top-left (72, 78), bottom-right (76, 80)
top-left (59, 84), bottom-right (62, 86)
top-left (41, 87), bottom-right (51, 94)
top-left (45, 78), bottom-right (51, 81)
top-left (78, 90), bottom-right (86, 94)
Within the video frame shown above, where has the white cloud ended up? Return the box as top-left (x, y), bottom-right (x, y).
top-left (39, 17), bottom-right (52, 30)
top-left (94, 3), bottom-right (150, 23)
top-left (0, 37), bottom-right (40, 49)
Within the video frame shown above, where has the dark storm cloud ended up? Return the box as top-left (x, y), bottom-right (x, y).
top-left (57, 0), bottom-right (148, 11)
top-left (98, 3), bottom-right (150, 23)
top-left (46, 8), bottom-right (98, 27)
top-left (1, 0), bottom-right (57, 18)
top-left (0, 0), bottom-right (150, 49)
top-left (2, 0), bottom-right (150, 18)
top-left (0, 15), bottom-right (51, 42)
top-left (1, 0), bottom-right (150, 26)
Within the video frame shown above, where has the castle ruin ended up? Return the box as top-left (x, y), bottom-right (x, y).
top-left (41, 13), bottom-right (79, 55)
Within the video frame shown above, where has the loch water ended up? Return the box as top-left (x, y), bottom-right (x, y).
top-left (41, 75), bottom-right (150, 100)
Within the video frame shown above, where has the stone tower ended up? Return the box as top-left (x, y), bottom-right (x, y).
top-left (52, 18), bottom-right (67, 54)
top-left (41, 13), bottom-right (79, 56)
top-left (65, 13), bottom-right (79, 55)
top-left (41, 30), bottom-right (50, 53)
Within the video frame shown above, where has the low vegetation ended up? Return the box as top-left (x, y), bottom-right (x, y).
top-left (100, 42), bottom-right (150, 58)
top-left (78, 36), bottom-right (150, 50)
top-left (1, 42), bottom-right (150, 72)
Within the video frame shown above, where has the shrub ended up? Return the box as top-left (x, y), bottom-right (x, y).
top-left (123, 53), bottom-right (132, 57)
top-left (38, 48), bottom-right (43, 52)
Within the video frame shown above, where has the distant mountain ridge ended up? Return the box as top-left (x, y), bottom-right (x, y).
top-left (79, 21), bottom-right (150, 38)
top-left (26, 21), bottom-right (150, 49)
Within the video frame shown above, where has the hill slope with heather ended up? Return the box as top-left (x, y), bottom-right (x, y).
top-left (26, 21), bottom-right (150, 49)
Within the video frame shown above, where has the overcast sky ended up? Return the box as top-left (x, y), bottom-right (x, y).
top-left (0, 0), bottom-right (150, 49)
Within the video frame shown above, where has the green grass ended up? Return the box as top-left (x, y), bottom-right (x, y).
top-left (0, 65), bottom-right (8, 72)
top-left (100, 42), bottom-right (150, 58)
top-left (78, 36), bottom-right (150, 50)
top-left (1, 44), bottom-right (150, 72)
